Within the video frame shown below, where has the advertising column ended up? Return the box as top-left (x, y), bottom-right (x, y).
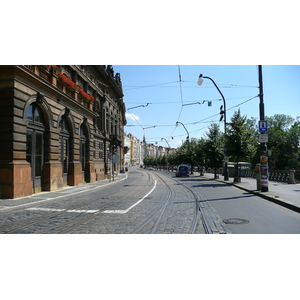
top-left (260, 155), bottom-right (269, 192)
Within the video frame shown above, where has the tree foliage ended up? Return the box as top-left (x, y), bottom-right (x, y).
top-left (265, 115), bottom-right (300, 170)
top-left (204, 123), bottom-right (223, 168)
top-left (225, 109), bottom-right (257, 163)
top-left (142, 112), bottom-right (300, 176)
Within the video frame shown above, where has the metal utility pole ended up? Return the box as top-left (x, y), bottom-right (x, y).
top-left (198, 74), bottom-right (229, 180)
top-left (258, 65), bottom-right (269, 192)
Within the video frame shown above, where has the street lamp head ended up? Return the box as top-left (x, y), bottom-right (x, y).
top-left (197, 74), bottom-right (204, 86)
top-left (176, 121), bottom-right (179, 126)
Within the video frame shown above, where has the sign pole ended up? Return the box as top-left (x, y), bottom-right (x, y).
top-left (258, 65), bottom-right (269, 192)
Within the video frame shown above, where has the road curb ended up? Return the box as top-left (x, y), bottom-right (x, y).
top-left (212, 178), bottom-right (300, 213)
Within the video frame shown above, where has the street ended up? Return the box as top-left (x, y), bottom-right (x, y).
top-left (0, 168), bottom-right (299, 234)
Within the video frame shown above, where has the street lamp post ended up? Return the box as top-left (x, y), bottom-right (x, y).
top-left (161, 137), bottom-right (171, 154)
top-left (198, 74), bottom-right (229, 180)
top-left (161, 137), bottom-right (170, 147)
top-left (176, 121), bottom-right (193, 173)
top-left (176, 121), bottom-right (190, 148)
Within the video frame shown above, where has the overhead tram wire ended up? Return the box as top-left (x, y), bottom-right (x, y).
top-left (125, 95), bottom-right (259, 106)
top-left (125, 95), bottom-right (259, 142)
top-left (176, 65), bottom-right (184, 121)
top-left (126, 95), bottom-right (259, 128)
top-left (190, 95), bottom-right (259, 125)
top-left (123, 81), bottom-right (179, 91)
top-left (126, 109), bottom-right (144, 130)
top-left (123, 82), bottom-right (258, 90)
top-left (169, 66), bottom-right (185, 140)
top-left (182, 95), bottom-right (259, 122)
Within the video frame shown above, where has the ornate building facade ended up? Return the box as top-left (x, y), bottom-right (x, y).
top-left (0, 65), bottom-right (126, 199)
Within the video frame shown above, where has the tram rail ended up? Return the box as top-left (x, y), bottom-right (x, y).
top-left (0, 169), bottom-right (223, 234)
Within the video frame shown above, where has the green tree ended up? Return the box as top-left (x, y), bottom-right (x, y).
top-left (176, 140), bottom-right (191, 165)
top-left (225, 109), bottom-right (257, 181)
top-left (194, 137), bottom-right (206, 174)
top-left (188, 138), bottom-right (199, 173)
top-left (266, 115), bottom-right (300, 170)
top-left (267, 114), bottom-right (294, 130)
top-left (287, 121), bottom-right (300, 170)
top-left (204, 123), bottom-right (224, 178)
top-left (143, 156), bottom-right (156, 167)
top-left (245, 117), bottom-right (260, 168)
top-left (156, 155), bottom-right (167, 169)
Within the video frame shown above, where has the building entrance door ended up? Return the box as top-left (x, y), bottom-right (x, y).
top-left (79, 124), bottom-right (88, 182)
top-left (59, 116), bottom-right (70, 186)
top-left (26, 103), bottom-right (45, 193)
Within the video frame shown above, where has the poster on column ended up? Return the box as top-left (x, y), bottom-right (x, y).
top-left (261, 164), bottom-right (269, 187)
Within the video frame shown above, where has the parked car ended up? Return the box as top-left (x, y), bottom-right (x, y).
top-left (176, 165), bottom-right (190, 177)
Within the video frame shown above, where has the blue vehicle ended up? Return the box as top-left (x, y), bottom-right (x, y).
top-left (176, 165), bottom-right (190, 177)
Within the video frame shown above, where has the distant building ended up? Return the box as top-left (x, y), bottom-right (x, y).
top-left (123, 133), bottom-right (176, 168)
top-left (0, 65), bottom-right (126, 199)
top-left (124, 133), bottom-right (131, 167)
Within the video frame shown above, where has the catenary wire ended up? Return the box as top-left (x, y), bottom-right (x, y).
top-left (125, 95), bottom-right (259, 141)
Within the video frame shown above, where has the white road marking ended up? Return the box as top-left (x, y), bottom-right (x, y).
top-left (67, 209), bottom-right (98, 213)
top-left (0, 174), bottom-right (128, 212)
top-left (103, 180), bottom-right (157, 214)
top-left (25, 207), bottom-right (99, 213)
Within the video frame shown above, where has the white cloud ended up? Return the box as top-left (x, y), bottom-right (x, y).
top-left (126, 112), bottom-right (140, 121)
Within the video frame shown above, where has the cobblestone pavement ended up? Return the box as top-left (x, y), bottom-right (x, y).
top-left (0, 169), bottom-right (206, 234)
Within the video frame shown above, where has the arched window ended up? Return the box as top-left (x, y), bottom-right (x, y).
top-left (26, 102), bottom-right (44, 123)
top-left (26, 103), bottom-right (45, 192)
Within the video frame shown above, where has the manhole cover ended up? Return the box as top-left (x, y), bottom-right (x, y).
top-left (223, 218), bottom-right (249, 225)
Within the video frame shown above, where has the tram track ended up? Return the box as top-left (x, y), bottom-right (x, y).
top-left (167, 174), bottom-right (208, 234)
top-left (131, 171), bottom-right (208, 234)
top-left (130, 172), bottom-right (173, 234)
top-left (0, 169), bottom-right (226, 234)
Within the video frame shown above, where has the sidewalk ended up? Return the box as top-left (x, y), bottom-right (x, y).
top-left (197, 172), bottom-right (300, 213)
top-left (0, 173), bottom-right (128, 213)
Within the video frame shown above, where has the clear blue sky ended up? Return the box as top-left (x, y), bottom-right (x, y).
top-left (114, 65), bottom-right (300, 148)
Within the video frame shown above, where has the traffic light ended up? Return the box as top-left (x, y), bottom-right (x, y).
top-left (208, 101), bottom-right (212, 106)
top-left (112, 144), bottom-right (117, 154)
top-left (220, 105), bottom-right (224, 122)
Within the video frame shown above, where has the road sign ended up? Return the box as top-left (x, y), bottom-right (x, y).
top-left (259, 134), bottom-right (268, 143)
top-left (259, 120), bottom-right (268, 132)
